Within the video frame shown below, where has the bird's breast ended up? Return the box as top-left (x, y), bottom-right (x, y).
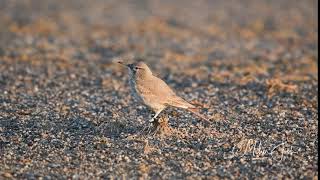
top-left (129, 77), bottom-right (143, 102)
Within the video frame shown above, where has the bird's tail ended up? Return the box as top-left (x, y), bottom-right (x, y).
top-left (187, 108), bottom-right (210, 122)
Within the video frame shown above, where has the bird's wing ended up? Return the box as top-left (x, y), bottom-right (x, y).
top-left (145, 76), bottom-right (195, 109)
top-left (137, 75), bottom-right (210, 121)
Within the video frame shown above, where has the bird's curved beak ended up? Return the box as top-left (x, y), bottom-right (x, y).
top-left (118, 61), bottom-right (129, 67)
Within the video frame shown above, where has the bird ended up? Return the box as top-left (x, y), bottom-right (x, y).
top-left (118, 61), bottom-right (210, 123)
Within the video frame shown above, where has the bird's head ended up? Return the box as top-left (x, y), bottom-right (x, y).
top-left (118, 61), bottom-right (153, 77)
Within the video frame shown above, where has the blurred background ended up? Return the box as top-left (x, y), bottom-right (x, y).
top-left (0, 0), bottom-right (318, 179)
top-left (0, 0), bottom-right (317, 71)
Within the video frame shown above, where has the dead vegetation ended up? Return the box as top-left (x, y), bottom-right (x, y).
top-left (266, 78), bottom-right (298, 97)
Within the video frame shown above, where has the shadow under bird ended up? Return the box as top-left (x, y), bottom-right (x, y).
top-left (118, 61), bottom-right (210, 122)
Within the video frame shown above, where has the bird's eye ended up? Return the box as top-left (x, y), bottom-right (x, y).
top-left (134, 67), bottom-right (139, 70)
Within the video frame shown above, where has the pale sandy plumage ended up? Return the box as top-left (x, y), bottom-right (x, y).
top-left (119, 61), bottom-right (209, 122)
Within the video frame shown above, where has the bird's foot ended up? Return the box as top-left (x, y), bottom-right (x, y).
top-left (139, 122), bottom-right (155, 135)
top-left (149, 118), bottom-right (155, 123)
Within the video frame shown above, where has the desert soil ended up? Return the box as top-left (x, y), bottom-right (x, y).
top-left (0, 0), bottom-right (318, 179)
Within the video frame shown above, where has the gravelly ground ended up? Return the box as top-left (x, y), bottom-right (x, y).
top-left (0, 0), bottom-right (318, 179)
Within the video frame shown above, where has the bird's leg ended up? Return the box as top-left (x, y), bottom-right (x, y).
top-left (139, 109), bottom-right (163, 135)
top-left (149, 109), bottom-right (163, 122)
